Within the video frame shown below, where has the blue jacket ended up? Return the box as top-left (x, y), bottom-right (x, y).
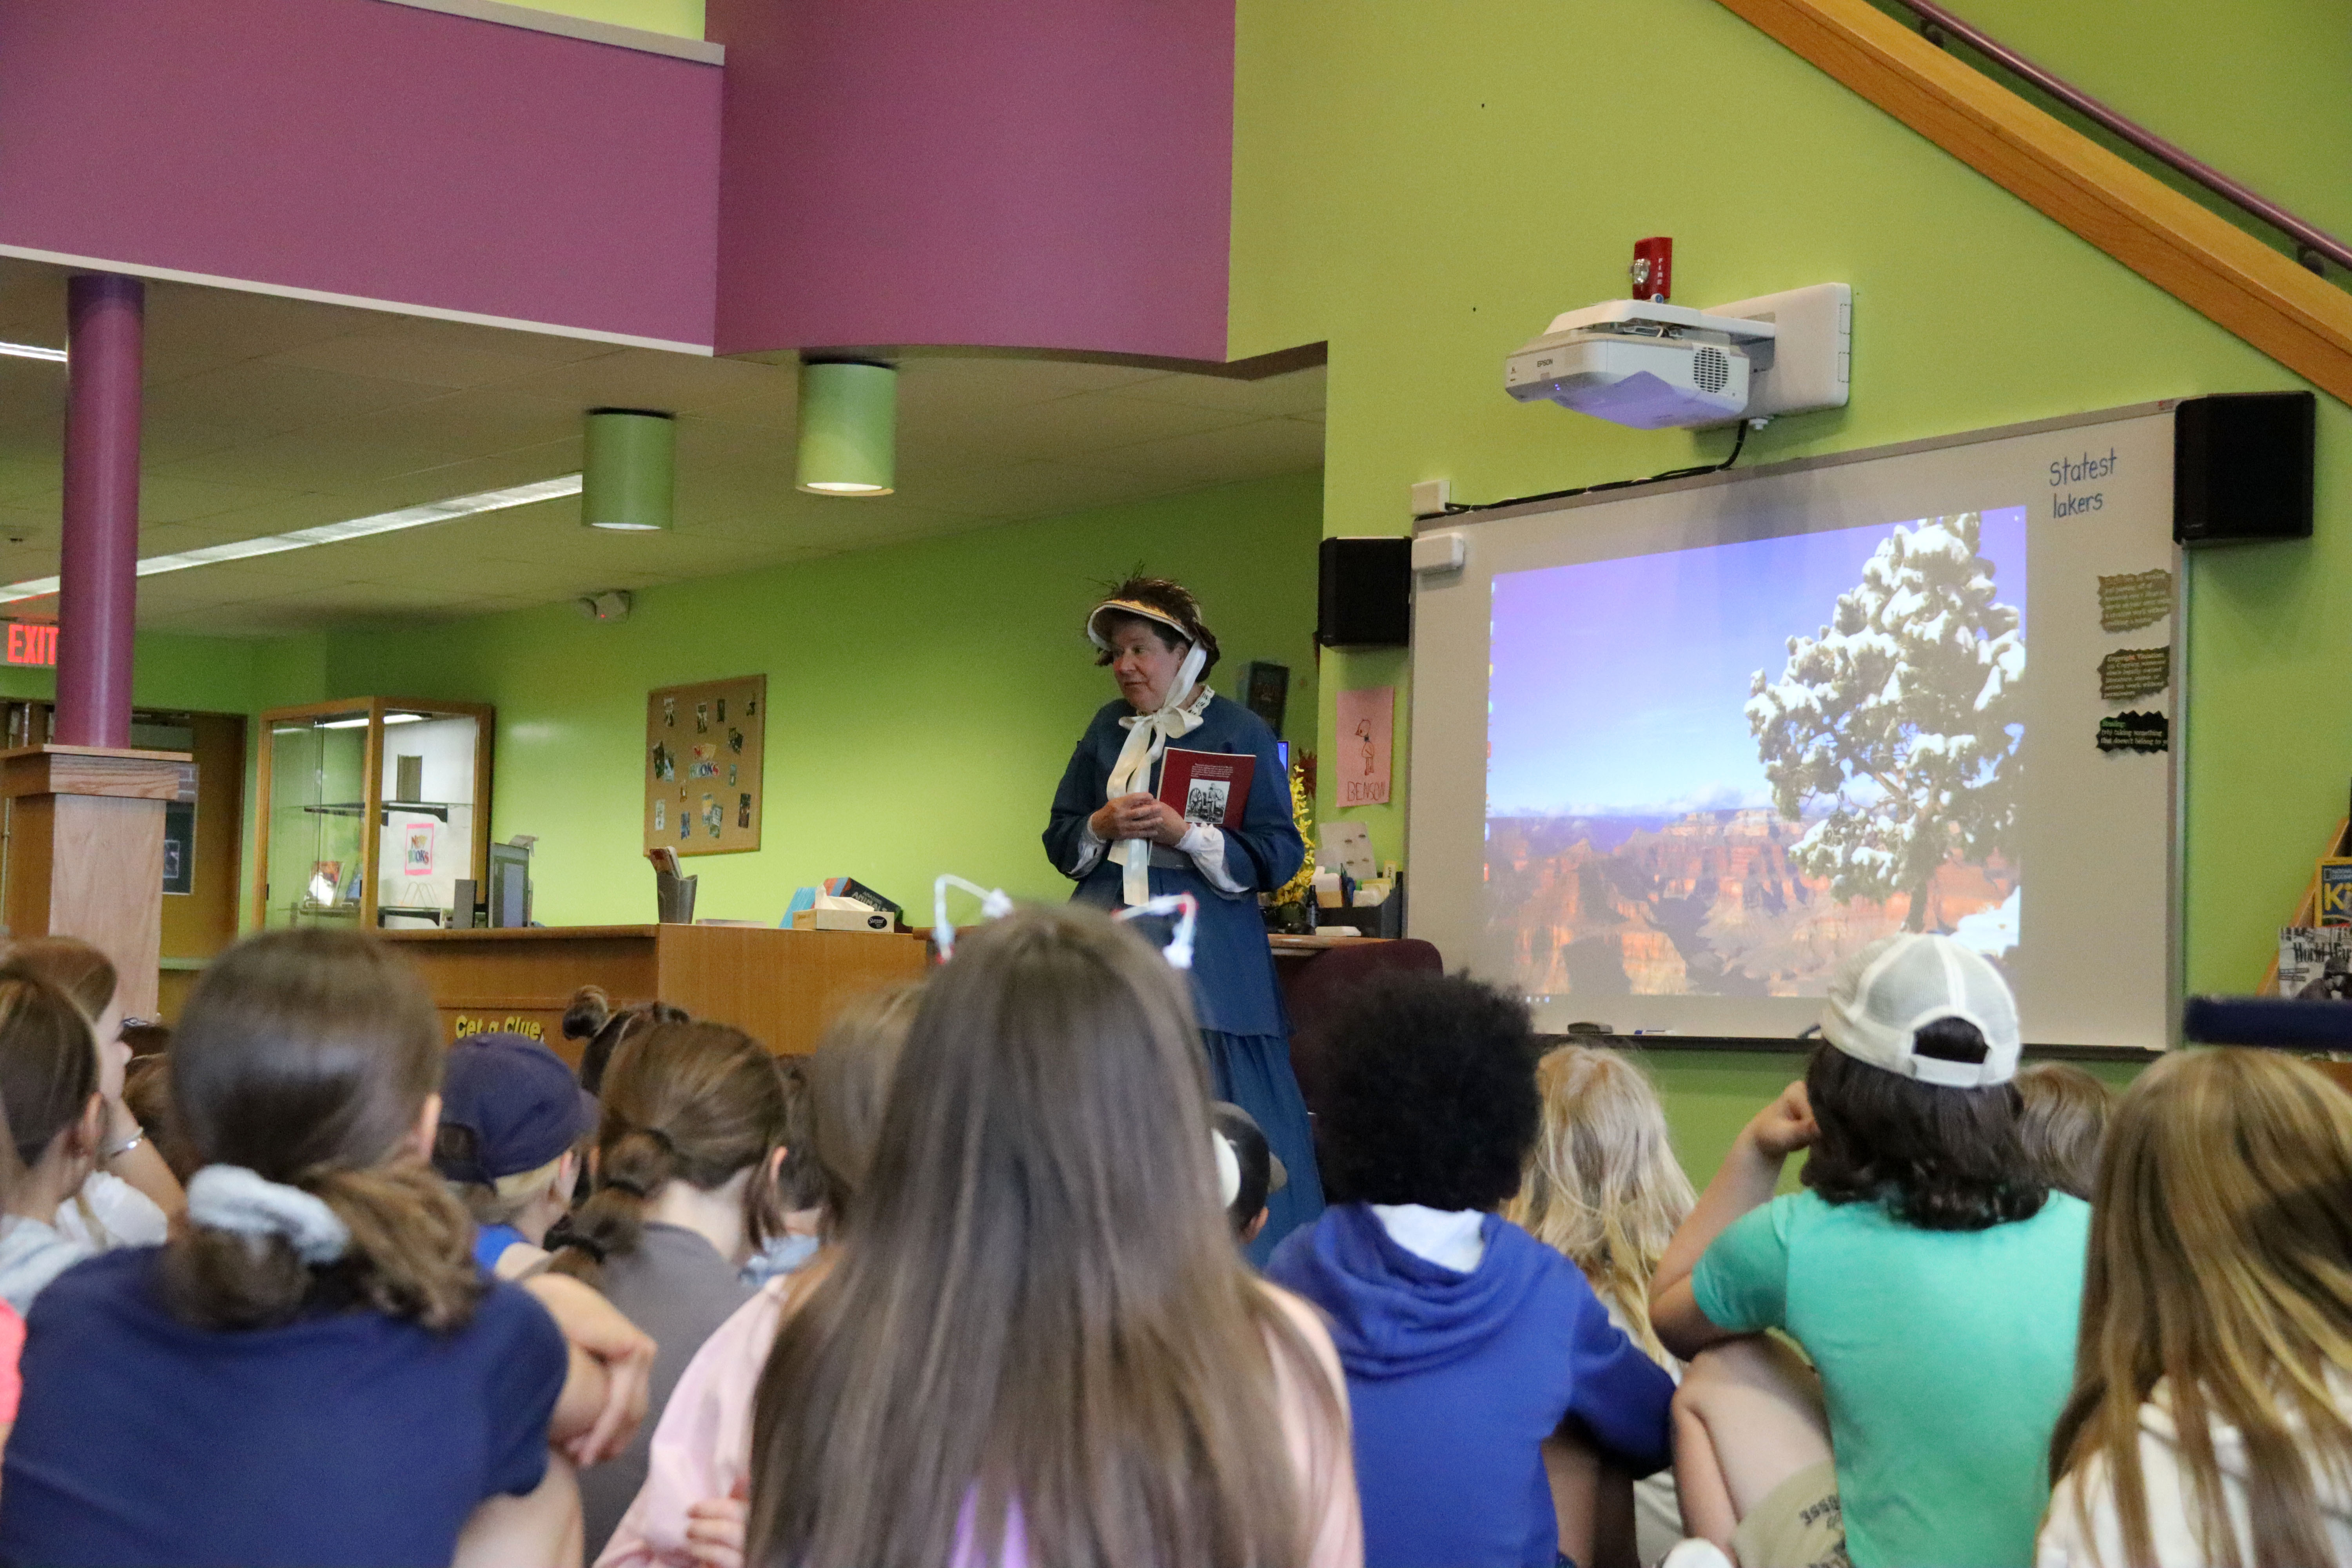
top-left (1268, 1206), bottom-right (1677, 1568)
top-left (1042, 693), bottom-right (1302, 1037)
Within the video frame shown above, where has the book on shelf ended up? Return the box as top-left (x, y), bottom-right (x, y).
top-left (2321, 859), bottom-right (2352, 926)
top-left (2279, 926), bottom-right (2352, 999)
top-left (1157, 748), bottom-right (1254, 829)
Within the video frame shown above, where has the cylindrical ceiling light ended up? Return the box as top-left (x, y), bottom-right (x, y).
top-left (795, 361), bottom-right (895, 495)
top-left (582, 408), bottom-right (675, 530)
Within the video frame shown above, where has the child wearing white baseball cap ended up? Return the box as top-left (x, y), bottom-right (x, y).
top-left (1649, 934), bottom-right (2090, 1568)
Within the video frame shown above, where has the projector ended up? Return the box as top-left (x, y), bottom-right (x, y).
top-left (1504, 300), bottom-right (1775, 429)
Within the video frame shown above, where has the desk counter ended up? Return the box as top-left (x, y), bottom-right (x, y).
top-left (381, 924), bottom-right (929, 1060)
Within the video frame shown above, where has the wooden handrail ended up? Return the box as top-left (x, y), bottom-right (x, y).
top-left (1712, 0), bottom-right (2352, 404)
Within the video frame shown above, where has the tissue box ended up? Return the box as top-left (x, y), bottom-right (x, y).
top-left (791, 906), bottom-right (896, 933)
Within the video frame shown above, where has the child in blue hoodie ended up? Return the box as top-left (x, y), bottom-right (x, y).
top-left (1267, 972), bottom-right (1676, 1568)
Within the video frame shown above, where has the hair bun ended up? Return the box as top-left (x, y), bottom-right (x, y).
top-left (562, 986), bottom-right (612, 1040)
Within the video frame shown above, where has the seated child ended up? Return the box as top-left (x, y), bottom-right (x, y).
top-left (2013, 1060), bottom-right (2112, 1203)
top-left (0, 929), bottom-right (657, 1568)
top-left (739, 906), bottom-right (1357, 1568)
top-left (1651, 933), bottom-right (2088, 1568)
top-left (3, 937), bottom-right (184, 1249)
top-left (1267, 971), bottom-right (1675, 1568)
top-left (595, 982), bottom-right (922, 1568)
top-left (432, 1030), bottom-right (598, 1279)
top-left (0, 971), bottom-right (123, 1312)
top-left (122, 1053), bottom-right (201, 1184)
top-left (2040, 1049), bottom-right (2352, 1568)
top-left (547, 1020), bottom-right (796, 1559)
top-left (1509, 1045), bottom-right (1697, 1568)
top-left (1213, 1099), bottom-right (1287, 1245)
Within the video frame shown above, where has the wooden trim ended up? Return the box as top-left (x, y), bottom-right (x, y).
top-left (0, 747), bottom-right (188, 801)
top-left (359, 701), bottom-right (386, 931)
top-left (1711, 0), bottom-right (2352, 401)
top-left (249, 715), bottom-right (273, 931)
top-left (472, 706), bottom-right (495, 921)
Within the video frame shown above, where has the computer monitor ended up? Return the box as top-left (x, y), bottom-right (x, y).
top-left (486, 841), bottom-right (532, 929)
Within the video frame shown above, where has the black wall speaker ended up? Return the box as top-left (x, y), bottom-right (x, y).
top-left (2174, 390), bottom-right (2314, 546)
top-left (1318, 536), bottom-right (1411, 647)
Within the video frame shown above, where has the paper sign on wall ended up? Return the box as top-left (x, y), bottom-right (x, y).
top-left (1334, 686), bottom-right (1396, 807)
top-left (402, 821), bottom-right (437, 877)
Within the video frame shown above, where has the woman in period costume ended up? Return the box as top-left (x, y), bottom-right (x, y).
top-left (1043, 577), bottom-right (1323, 1261)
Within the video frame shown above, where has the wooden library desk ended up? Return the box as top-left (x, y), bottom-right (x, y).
top-left (380, 923), bottom-right (929, 1061)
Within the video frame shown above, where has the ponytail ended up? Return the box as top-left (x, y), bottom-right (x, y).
top-left (165, 1164), bottom-right (483, 1332)
top-left (547, 1124), bottom-right (674, 1288)
top-left (550, 1021), bottom-right (792, 1284)
top-left (165, 930), bottom-right (481, 1334)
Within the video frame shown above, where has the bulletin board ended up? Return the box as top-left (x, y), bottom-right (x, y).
top-left (645, 675), bottom-right (766, 856)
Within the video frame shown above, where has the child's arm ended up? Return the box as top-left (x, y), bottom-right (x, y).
top-left (1649, 1082), bottom-right (1816, 1360)
top-left (454, 1455), bottom-right (584, 1568)
top-left (523, 1273), bottom-right (657, 1466)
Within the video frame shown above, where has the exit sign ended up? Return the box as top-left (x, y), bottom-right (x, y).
top-left (4, 622), bottom-right (56, 668)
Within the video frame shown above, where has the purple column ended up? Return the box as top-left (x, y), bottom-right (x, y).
top-left (56, 274), bottom-right (143, 750)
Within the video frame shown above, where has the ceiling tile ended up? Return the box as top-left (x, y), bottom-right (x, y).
top-left (889, 460), bottom-right (1165, 521)
top-left (899, 391), bottom-right (1254, 470)
top-left (0, 260), bottom-right (1332, 636)
top-left (143, 359), bottom-right (452, 440)
top-left (1063, 416), bottom-right (1327, 486)
top-left (895, 357), bottom-right (1172, 411)
top-left (494, 349), bottom-right (786, 416)
top-left (138, 279), bottom-right (382, 379)
top-left (1109, 364), bottom-right (1327, 418)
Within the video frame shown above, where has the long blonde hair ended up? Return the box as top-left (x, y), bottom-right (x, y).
top-left (1506, 1045), bottom-right (1694, 1363)
top-left (2051, 1049), bottom-right (2352, 1568)
top-left (746, 906), bottom-right (1338, 1568)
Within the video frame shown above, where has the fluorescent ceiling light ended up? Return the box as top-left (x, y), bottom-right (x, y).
top-left (0, 342), bottom-right (67, 364)
top-left (383, 712), bottom-right (428, 724)
top-left (0, 474), bottom-right (584, 605)
top-left (317, 717), bottom-right (371, 729)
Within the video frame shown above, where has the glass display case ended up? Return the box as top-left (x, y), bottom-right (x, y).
top-left (254, 698), bottom-right (494, 932)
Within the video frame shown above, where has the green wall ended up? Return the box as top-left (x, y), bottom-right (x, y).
top-left (1224, 0), bottom-right (2347, 1158)
top-left (1229, 0), bottom-right (2352, 1000)
top-left (287, 473), bottom-right (1322, 928)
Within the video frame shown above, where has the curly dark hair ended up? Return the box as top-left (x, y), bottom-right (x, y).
top-left (1801, 1020), bottom-right (2049, 1231)
top-left (1315, 972), bottom-right (1541, 1210)
top-left (1091, 575), bottom-right (1221, 678)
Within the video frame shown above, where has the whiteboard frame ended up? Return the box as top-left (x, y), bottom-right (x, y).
top-left (1406, 401), bottom-right (2185, 1052)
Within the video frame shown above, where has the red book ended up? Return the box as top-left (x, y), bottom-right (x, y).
top-left (1157, 748), bottom-right (1255, 829)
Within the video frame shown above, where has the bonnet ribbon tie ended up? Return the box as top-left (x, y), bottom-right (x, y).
top-left (186, 1165), bottom-right (351, 1266)
top-left (1104, 644), bottom-right (1210, 907)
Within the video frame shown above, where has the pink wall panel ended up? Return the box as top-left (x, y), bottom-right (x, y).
top-left (706, 0), bottom-right (1234, 362)
top-left (0, 0), bottom-right (721, 348)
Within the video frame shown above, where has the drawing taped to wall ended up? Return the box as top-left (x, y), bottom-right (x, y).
top-left (647, 675), bottom-right (766, 855)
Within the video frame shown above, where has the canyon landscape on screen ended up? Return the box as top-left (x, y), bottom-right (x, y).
top-left (1483, 508), bottom-right (2027, 1000)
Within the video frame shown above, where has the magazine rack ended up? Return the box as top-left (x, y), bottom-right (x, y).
top-left (2260, 815), bottom-right (2352, 995)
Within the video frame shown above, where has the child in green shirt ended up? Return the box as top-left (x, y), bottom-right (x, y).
top-left (1650, 934), bottom-right (2089, 1568)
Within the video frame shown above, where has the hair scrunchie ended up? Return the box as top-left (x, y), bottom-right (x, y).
top-left (185, 1165), bottom-right (351, 1266)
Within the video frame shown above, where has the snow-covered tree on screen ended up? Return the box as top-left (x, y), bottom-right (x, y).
top-left (1745, 512), bottom-right (2024, 931)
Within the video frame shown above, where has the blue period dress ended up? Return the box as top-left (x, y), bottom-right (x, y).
top-left (1044, 694), bottom-right (1324, 1261)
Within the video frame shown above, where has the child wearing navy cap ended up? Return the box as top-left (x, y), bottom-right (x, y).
top-left (434, 1031), bottom-right (599, 1279)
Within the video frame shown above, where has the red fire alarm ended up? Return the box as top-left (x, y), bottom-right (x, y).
top-left (1630, 237), bottom-right (1673, 303)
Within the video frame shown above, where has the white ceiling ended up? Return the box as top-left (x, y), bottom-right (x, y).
top-left (0, 261), bottom-right (1325, 635)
